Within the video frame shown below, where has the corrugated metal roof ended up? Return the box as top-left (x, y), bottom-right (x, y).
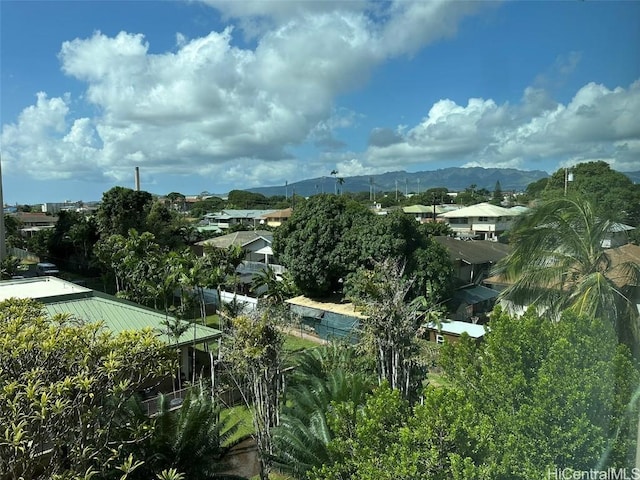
top-left (196, 230), bottom-right (273, 248)
top-left (286, 295), bottom-right (366, 319)
top-left (43, 295), bottom-right (221, 347)
top-left (453, 285), bottom-right (499, 305)
top-left (425, 320), bottom-right (487, 338)
top-left (0, 277), bottom-right (222, 347)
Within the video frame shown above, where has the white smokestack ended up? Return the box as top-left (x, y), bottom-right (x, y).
top-left (134, 167), bottom-right (140, 191)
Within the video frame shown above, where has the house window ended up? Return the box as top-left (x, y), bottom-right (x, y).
top-left (479, 216), bottom-right (489, 221)
top-left (436, 334), bottom-right (445, 345)
top-left (450, 217), bottom-right (469, 225)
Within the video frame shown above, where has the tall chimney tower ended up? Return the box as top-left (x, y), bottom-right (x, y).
top-left (134, 167), bottom-right (140, 191)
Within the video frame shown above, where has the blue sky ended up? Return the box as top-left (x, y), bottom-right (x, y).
top-left (2, 0), bottom-right (639, 204)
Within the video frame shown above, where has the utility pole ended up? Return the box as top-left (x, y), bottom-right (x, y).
top-left (564, 168), bottom-right (573, 196)
top-left (0, 155), bottom-right (5, 265)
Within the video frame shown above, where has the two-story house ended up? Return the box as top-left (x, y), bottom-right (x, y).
top-left (12, 212), bottom-right (59, 237)
top-left (201, 209), bottom-right (278, 231)
top-left (195, 230), bottom-right (285, 289)
top-left (438, 203), bottom-right (523, 241)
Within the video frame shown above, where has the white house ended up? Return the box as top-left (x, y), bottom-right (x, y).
top-left (195, 230), bottom-right (286, 290)
top-left (438, 203), bottom-right (522, 241)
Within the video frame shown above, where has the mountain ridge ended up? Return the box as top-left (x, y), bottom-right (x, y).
top-left (246, 167), bottom-right (551, 198)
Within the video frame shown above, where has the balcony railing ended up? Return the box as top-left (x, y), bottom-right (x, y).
top-left (237, 261), bottom-right (286, 275)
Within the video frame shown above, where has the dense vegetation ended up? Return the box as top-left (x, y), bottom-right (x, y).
top-left (2, 161), bottom-right (639, 479)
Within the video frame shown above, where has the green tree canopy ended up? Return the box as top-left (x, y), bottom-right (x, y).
top-left (190, 196), bottom-right (225, 218)
top-left (273, 194), bottom-right (371, 298)
top-left (97, 186), bottom-right (153, 237)
top-left (274, 196), bottom-right (453, 299)
top-left (540, 161), bottom-right (640, 224)
top-left (226, 190), bottom-right (271, 209)
top-left (301, 308), bottom-right (639, 479)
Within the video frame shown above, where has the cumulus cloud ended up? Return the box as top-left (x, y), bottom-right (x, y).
top-left (362, 79), bottom-right (640, 173)
top-left (2, 0), bottom-right (483, 187)
top-left (3, 0), bottom-right (639, 195)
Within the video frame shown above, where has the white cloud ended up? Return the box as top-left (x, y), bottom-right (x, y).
top-left (4, 0), bottom-right (639, 197)
top-left (362, 80), bottom-right (640, 173)
top-left (3, 0), bottom-right (483, 188)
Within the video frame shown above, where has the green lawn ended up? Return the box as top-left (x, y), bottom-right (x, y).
top-left (284, 334), bottom-right (322, 352)
top-left (204, 314), bottom-right (320, 352)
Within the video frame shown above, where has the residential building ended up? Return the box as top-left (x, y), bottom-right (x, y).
top-left (261, 208), bottom-right (292, 228)
top-left (12, 212), bottom-right (59, 237)
top-left (434, 236), bottom-right (510, 322)
top-left (201, 209), bottom-right (278, 231)
top-left (402, 204), bottom-right (457, 223)
top-left (41, 201), bottom-right (83, 214)
top-left (434, 236), bottom-right (511, 286)
top-left (195, 230), bottom-right (285, 289)
top-left (422, 320), bottom-right (487, 344)
top-left (484, 242), bottom-right (640, 318)
top-left (0, 276), bottom-right (222, 386)
top-left (602, 223), bottom-right (636, 248)
top-left (438, 202), bottom-right (522, 241)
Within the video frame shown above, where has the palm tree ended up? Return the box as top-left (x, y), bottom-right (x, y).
top-left (251, 269), bottom-right (298, 307)
top-left (271, 345), bottom-right (373, 479)
top-left (492, 194), bottom-right (640, 349)
top-left (144, 389), bottom-right (247, 479)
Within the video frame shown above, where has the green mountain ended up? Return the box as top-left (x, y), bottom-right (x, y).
top-left (247, 167), bottom-right (550, 197)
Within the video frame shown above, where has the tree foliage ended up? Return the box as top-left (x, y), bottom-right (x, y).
top-left (274, 196), bottom-right (452, 299)
top-left (539, 161), bottom-right (640, 224)
top-left (273, 195), bottom-right (370, 297)
top-left (345, 258), bottom-right (438, 400)
top-left (492, 194), bottom-right (640, 350)
top-left (271, 345), bottom-right (374, 479)
top-left (438, 307), bottom-right (640, 478)
top-left (126, 389), bottom-right (246, 480)
top-left (222, 312), bottom-right (286, 480)
top-left (0, 298), bottom-right (174, 479)
top-left (97, 187), bottom-right (153, 238)
top-left (300, 308), bottom-right (639, 479)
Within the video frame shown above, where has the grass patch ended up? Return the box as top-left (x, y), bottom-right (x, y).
top-left (283, 334), bottom-right (322, 352)
top-left (427, 371), bottom-right (452, 388)
top-left (205, 314), bottom-right (221, 329)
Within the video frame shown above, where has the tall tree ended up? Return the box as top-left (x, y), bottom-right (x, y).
top-left (346, 258), bottom-right (439, 400)
top-left (541, 161), bottom-right (640, 224)
top-left (490, 180), bottom-right (503, 206)
top-left (273, 194), bottom-right (370, 298)
top-left (492, 194), bottom-right (640, 350)
top-left (223, 312), bottom-right (286, 480)
top-left (97, 186), bottom-right (153, 238)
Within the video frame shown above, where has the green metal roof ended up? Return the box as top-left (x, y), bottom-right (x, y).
top-left (43, 294), bottom-right (221, 347)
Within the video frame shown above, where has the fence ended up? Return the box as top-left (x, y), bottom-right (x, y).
top-left (8, 247), bottom-right (39, 262)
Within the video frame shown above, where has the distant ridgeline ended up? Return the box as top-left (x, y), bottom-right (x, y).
top-left (247, 167), bottom-right (552, 198)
